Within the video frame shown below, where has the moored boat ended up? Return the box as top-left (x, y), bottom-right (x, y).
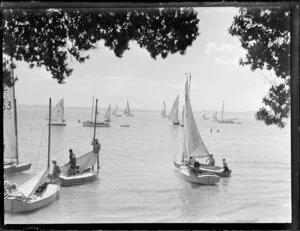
top-left (58, 98), bottom-right (100, 186)
top-left (4, 98), bottom-right (60, 212)
top-left (47, 98), bottom-right (66, 126)
top-left (3, 66), bottom-right (31, 174)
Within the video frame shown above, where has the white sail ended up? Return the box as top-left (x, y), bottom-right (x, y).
top-left (10, 168), bottom-right (49, 199)
top-left (161, 101), bottom-right (166, 117)
top-left (60, 151), bottom-right (97, 175)
top-left (113, 104), bottom-right (117, 115)
top-left (169, 95), bottom-right (179, 122)
top-left (127, 101), bottom-right (131, 115)
top-left (3, 85), bottom-right (17, 161)
top-left (51, 98), bottom-right (64, 122)
top-left (182, 77), bottom-right (209, 159)
top-left (104, 104), bottom-right (112, 121)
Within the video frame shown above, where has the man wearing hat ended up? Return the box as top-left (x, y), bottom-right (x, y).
top-left (91, 138), bottom-right (101, 171)
top-left (68, 149), bottom-right (77, 175)
top-left (51, 159), bottom-right (61, 180)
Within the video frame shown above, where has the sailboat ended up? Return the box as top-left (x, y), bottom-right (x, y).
top-left (161, 101), bottom-right (167, 118)
top-left (218, 100), bottom-right (235, 124)
top-left (3, 72), bottom-right (31, 174)
top-left (180, 105), bottom-right (184, 127)
top-left (104, 104), bottom-right (112, 122)
top-left (48, 98), bottom-right (66, 126)
top-left (83, 96), bottom-right (110, 127)
top-left (4, 98), bottom-right (61, 212)
top-left (58, 99), bottom-right (100, 186)
top-left (169, 95), bottom-right (180, 125)
top-left (174, 76), bottom-right (220, 185)
top-left (123, 100), bottom-right (134, 116)
top-left (115, 104), bottom-right (122, 117)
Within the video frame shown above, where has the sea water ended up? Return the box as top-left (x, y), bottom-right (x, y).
top-left (4, 105), bottom-right (291, 223)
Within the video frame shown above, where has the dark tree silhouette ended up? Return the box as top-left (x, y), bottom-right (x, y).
top-left (229, 7), bottom-right (291, 128)
top-left (3, 8), bottom-right (199, 84)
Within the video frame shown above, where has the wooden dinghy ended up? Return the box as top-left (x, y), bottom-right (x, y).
top-left (4, 162), bottom-right (31, 174)
top-left (5, 98), bottom-right (60, 212)
top-left (58, 99), bottom-right (101, 187)
top-left (83, 121), bottom-right (110, 127)
top-left (120, 124), bottom-right (130, 127)
top-left (198, 165), bottom-right (232, 177)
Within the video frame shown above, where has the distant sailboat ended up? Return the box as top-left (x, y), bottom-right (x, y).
top-left (3, 72), bottom-right (31, 174)
top-left (115, 104), bottom-right (122, 117)
top-left (180, 105), bottom-right (184, 127)
top-left (161, 101), bottom-right (167, 118)
top-left (83, 96), bottom-right (110, 127)
top-left (218, 100), bottom-right (235, 124)
top-left (104, 104), bottom-right (112, 122)
top-left (124, 100), bottom-right (134, 116)
top-left (48, 98), bottom-right (66, 126)
top-left (58, 99), bottom-right (100, 186)
top-left (174, 75), bottom-right (220, 185)
top-left (169, 95), bottom-right (180, 125)
top-left (4, 98), bottom-right (61, 212)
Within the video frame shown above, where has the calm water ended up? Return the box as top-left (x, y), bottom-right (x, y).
top-left (4, 105), bottom-right (291, 223)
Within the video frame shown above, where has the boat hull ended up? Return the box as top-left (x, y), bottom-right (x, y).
top-left (179, 166), bottom-right (220, 185)
top-left (4, 162), bottom-right (31, 174)
top-left (59, 171), bottom-right (98, 186)
top-left (120, 124), bottom-right (130, 127)
top-left (48, 123), bottom-right (66, 126)
top-left (198, 165), bottom-right (232, 177)
top-left (4, 183), bottom-right (60, 212)
top-left (116, 115), bottom-right (122, 117)
top-left (82, 122), bottom-right (110, 127)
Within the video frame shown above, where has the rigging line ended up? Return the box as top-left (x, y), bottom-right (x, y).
top-left (34, 111), bottom-right (47, 174)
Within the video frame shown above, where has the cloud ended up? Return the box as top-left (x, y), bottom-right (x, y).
top-left (205, 42), bottom-right (236, 55)
top-left (213, 56), bottom-right (239, 66)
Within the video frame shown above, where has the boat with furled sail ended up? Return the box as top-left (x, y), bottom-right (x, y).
top-left (174, 75), bottom-right (220, 185)
top-left (3, 65), bottom-right (31, 174)
top-left (169, 95), bottom-right (180, 125)
top-left (47, 98), bottom-right (66, 126)
top-left (114, 104), bottom-right (122, 117)
top-left (58, 99), bottom-right (100, 186)
top-left (4, 98), bottom-right (60, 212)
top-left (83, 96), bottom-right (110, 127)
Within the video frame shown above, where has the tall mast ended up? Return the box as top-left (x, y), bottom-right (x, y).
top-left (48, 97), bottom-right (52, 169)
top-left (10, 57), bottom-right (19, 164)
top-left (91, 95), bottom-right (94, 122)
top-left (93, 99), bottom-right (98, 140)
top-left (221, 100), bottom-right (224, 121)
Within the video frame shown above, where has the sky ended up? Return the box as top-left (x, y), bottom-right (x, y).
top-left (12, 7), bottom-right (275, 112)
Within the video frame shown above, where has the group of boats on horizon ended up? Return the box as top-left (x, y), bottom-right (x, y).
top-left (4, 72), bottom-right (232, 214)
top-left (162, 96), bottom-right (242, 125)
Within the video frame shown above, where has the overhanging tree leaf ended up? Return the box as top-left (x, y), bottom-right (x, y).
top-left (3, 8), bottom-right (199, 84)
top-left (228, 7), bottom-right (291, 128)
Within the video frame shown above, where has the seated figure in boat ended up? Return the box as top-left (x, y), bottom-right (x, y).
top-left (4, 181), bottom-right (18, 196)
top-left (187, 156), bottom-right (196, 166)
top-left (206, 154), bottom-right (215, 166)
top-left (68, 149), bottom-right (77, 175)
top-left (222, 158), bottom-right (230, 173)
top-left (91, 138), bottom-right (101, 171)
top-left (50, 159), bottom-right (61, 180)
top-left (35, 182), bottom-right (48, 195)
top-left (190, 161), bottom-right (200, 175)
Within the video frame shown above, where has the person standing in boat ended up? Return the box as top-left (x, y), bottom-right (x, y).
top-left (206, 154), bottom-right (215, 166)
top-left (91, 138), bottom-right (101, 171)
top-left (69, 149), bottom-right (77, 175)
top-left (51, 159), bottom-right (61, 180)
top-left (222, 158), bottom-right (230, 173)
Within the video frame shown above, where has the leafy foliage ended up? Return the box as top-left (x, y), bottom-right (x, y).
top-left (229, 7), bottom-right (291, 128)
top-left (3, 8), bottom-right (199, 83)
